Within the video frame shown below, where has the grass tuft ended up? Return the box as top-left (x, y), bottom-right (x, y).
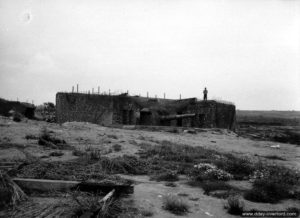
top-left (140, 208), bottom-right (154, 217)
top-left (112, 144), bottom-right (122, 152)
top-left (162, 194), bottom-right (189, 215)
top-left (225, 195), bottom-right (244, 215)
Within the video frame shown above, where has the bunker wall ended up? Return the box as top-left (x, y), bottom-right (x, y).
top-left (56, 93), bottom-right (113, 125)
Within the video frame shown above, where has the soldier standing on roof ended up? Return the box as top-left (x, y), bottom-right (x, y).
top-left (203, 87), bottom-right (208, 101)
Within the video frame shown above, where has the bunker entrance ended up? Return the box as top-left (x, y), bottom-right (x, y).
top-left (122, 110), bottom-right (128, 124)
top-left (177, 112), bottom-right (183, 127)
top-left (198, 114), bottom-right (205, 127)
top-left (129, 110), bottom-right (134, 125)
top-left (140, 109), bottom-right (152, 125)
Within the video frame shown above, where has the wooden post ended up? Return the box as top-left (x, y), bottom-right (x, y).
top-left (92, 88), bottom-right (94, 94)
top-left (77, 84), bottom-right (79, 93)
top-left (164, 93), bottom-right (165, 99)
top-left (180, 94), bottom-right (181, 100)
top-left (98, 86), bottom-right (100, 94)
top-left (72, 86), bottom-right (74, 93)
top-left (147, 92), bottom-right (149, 98)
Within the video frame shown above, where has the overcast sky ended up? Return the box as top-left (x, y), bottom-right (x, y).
top-left (0, 0), bottom-right (299, 110)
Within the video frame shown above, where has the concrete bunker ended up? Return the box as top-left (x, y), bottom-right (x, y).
top-left (56, 92), bottom-right (236, 130)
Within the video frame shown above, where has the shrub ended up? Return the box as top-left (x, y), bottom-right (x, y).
top-left (200, 181), bottom-right (232, 195)
top-left (225, 195), bottom-right (244, 215)
top-left (140, 209), bottom-right (154, 217)
top-left (215, 154), bottom-right (254, 180)
top-left (72, 149), bottom-right (85, 156)
top-left (162, 194), bottom-right (189, 215)
top-left (245, 179), bottom-right (288, 203)
top-left (25, 134), bottom-right (38, 140)
top-left (140, 142), bottom-right (217, 163)
top-left (190, 163), bottom-right (233, 181)
top-left (99, 155), bottom-right (148, 175)
top-left (245, 165), bottom-right (300, 203)
top-left (112, 144), bottom-right (122, 152)
top-left (40, 126), bottom-right (51, 141)
top-left (151, 171), bottom-right (178, 182)
top-left (89, 149), bottom-right (102, 160)
top-left (38, 127), bottom-right (67, 149)
top-left (12, 112), bottom-right (22, 122)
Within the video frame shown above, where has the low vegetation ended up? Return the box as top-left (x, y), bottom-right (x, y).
top-left (200, 181), bottom-right (233, 195)
top-left (138, 140), bottom-right (300, 204)
top-left (25, 134), bottom-right (38, 140)
top-left (214, 154), bottom-right (255, 180)
top-left (162, 194), bottom-right (189, 215)
top-left (189, 163), bottom-right (233, 181)
top-left (38, 127), bottom-right (68, 149)
top-left (72, 149), bottom-right (85, 156)
top-left (140, 208), bottom-right (154, 217)
top-left (225, 195), bottom-right (244, 215)
top-left (150, 171), bottom-right (178, 182)
top-left (112, 144), bottom-right (122, 152)
top-left (245, 165), bottom-right (300, 203)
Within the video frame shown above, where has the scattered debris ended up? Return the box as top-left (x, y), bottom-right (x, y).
top-left (270, 144), bottom-right (280, 149)
top-left (183, 129), bottom-right (197, 134)
top-left (205, 211), bottom-right (213, 216)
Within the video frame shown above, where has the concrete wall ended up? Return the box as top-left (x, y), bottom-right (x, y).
top-left (56, 93), bottom-right (114, 125)
top-left (183, 100), bottom-right (236, 130)
top-left (56, 93), bottom-right (236, 130)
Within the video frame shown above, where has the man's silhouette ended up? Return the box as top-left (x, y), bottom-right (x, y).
top-left (203, 87), bottom-right (208, 101)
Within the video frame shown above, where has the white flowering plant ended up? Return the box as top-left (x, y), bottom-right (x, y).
top-left (250, 169), bottom-right (270, 181)
top-left (190, 163), bottom-right (233, 181)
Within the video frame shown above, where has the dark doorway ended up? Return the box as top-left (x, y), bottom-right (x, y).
top-left (122, 110), bottom-right (128, 124)
top-left (198, 114), bottom-right (205, 127)
top-left (129, 110), bottom-right (134, 124)
top-left (177, 112), bottom-right (182, 127)
top-left (140, 111), bottom-right (152, 125)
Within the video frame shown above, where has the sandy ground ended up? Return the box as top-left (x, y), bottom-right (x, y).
top-left (0, 116), bottom-right (299, 217)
